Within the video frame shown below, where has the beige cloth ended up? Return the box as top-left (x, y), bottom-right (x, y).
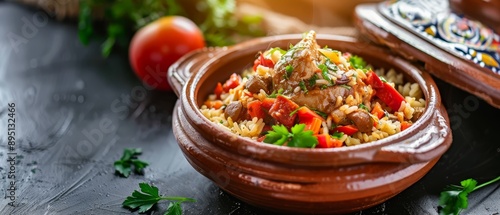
top-left (238, 0), bottom-right (382, 27)
top-left (237, 3), bottom-right (359, 37)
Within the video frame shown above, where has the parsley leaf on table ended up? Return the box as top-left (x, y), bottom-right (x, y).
top-left (439, 176), bottom-right (500, 215)
top-left (114, 148), bottom-right (149, 177)
top-left (165, 202), bottom-right (182, 215)
top-left (123, 183), bottom-right (195, 214)
top-left (263, 124), bottom-right (318, 148)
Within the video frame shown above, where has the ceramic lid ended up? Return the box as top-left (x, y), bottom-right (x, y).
top-left (354, 0), bottom-right (500, 108)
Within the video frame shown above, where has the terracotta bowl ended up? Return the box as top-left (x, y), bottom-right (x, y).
top-left (168, 34), bottom-right (452, 214)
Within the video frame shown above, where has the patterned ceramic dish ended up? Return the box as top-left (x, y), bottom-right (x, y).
top-left (168, 34), bottom-right (452, 214)
top-left (355, 0), bottom-right (500, 108)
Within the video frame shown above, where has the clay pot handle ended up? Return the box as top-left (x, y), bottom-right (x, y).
top-left (374, 105), bottom-right (452, 163)
top-left (168, 47), bottom-right (223, 97)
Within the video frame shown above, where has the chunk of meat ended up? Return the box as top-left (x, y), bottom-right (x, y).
top-left (347, 110), bottom-right (373, 133)
top-left (272, 31), bottom-right (322, 93)
top-left (290, 86), bottom-right (351, 113)
top-left (224, 101), bottom-right (246, 121)
top-left (246, 75), bottom-right (272, 94)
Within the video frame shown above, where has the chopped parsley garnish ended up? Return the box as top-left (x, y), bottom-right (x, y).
top-left (114, 148), bottom-right (149, 178)
top-left (318, 64), bottom-right (333, 85)
top-left (325, 58), bottom-right (338, 71)
top-left (383, 109), bottom-right (390, 118)
top-left (349, 55), bottom-right (367, 69)
top-left (264, 124), bottom-right (318, 148)
top-left (289, 107), bottom-right (301, 116)
top-left (279, 46), bottom-right (305, 64)
top-left (340, 84), bottom-right (351, 90)
top-left (308, 74), bottom-right (319, 87)
top-left (299, 80), bottom-right (308, 93)
top-left (269, 47), bottom-right (286, 55)
top-left (123, 183), bottom-right (195, 214)
top-left (268, 88), bottom-right (284, 98)
top-left (314, 110), bottom-right (328, 119)
top-left (380, 76), bottom-right (388, 83)
top-left (331, 131), bottom-right (344, 139)
top-left (320, 85), bottom-right (328, 90)
top-left (359, 103), bottom-right (369, 111)
top-left (285, 65), bottom-right (294, 78)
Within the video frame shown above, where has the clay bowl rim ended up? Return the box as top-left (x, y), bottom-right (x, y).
top-left (175, 33), bottom-right (451, 167)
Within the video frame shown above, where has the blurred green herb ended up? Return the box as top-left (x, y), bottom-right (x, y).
top-left (78, 0), bottom-right (264, 57)
top-left (439, 176), bottom-right (500, 215)
top-left (123, 182), bottom-right (195, 214)
top-left (114, 148), bottom-right (148, 177)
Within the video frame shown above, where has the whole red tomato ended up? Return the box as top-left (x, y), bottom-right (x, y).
top-left (129, 16), bottom-right (205, 91)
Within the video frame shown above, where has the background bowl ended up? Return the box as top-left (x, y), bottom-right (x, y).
top-left (449, 0), bottom-right (500, 33)
top-left (168, 34), bottom-right (452, 214)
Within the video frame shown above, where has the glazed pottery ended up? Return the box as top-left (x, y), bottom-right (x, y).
top-left (168, 34), bottom-right (452, 214)
top-left (354, 0), bottom-right (500, 109)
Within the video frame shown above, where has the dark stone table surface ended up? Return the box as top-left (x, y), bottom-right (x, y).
top-left (1, 2), bottom-right (499, 215)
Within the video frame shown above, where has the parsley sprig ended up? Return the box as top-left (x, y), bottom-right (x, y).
top-left (123, 182), bottom-right (195, 214)
top-left (349, 55), bottom-right (367, 70)
top-left (439, 176), bottom-right (500, 215)
top-left (263, 124), bottom-right (318, 148)
top-left (114, 148), bottom-right (149, 177)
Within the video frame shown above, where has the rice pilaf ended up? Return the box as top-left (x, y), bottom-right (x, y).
top-left (201, 31), bottom-right (425, 148)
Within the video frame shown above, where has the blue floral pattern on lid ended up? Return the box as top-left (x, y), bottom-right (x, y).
top-left (380, 0), bottom-right (500, 74)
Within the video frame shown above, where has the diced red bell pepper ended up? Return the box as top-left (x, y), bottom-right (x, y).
top-left (253, 53), bottom-right (275, 71)
top-left (333, 125), bottom-right (359, 136)
top-left (365, 71), bottom-right (384, 88)
top-left (268, 95), bottom-right (299, 128)
top-left (257, 135), bottom-right (266, 142)
top-left (297, 107), bottom-right (324, 134)
top-left (214, 82), bottom-right (224, 99)
top-left (371, 102), bottom-right (385, 119)
top-left (261, 124), bottom-right (273, 134)
top-left (401, 121), bottom-right (412, 131)
top-left (244, 91), bottom-right (253, 97)
top-left (223, 73), bottom-right (241, 92)
top-left (261, 98), bottom-right (276, 110)
top-left (247, 100), bottom-right (265, 119)
top-left (365, 71), bottom-right (405, 112)
top-left (315, 134), bottom-right (343, 148)
top-left (375, 83), bottom-right (405, 112)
